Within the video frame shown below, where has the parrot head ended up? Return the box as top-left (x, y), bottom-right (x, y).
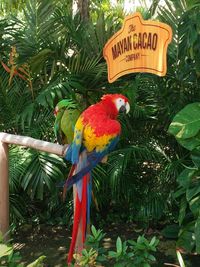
top-left (101, 94), bottom-right (130, 117)
top-left (54, 99), bottom-right (77, 117)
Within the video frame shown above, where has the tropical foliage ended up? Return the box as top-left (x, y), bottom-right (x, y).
top-left (0, 0), bottom-right (200, 261)
top-left (71, 225), bottom-right (159, 267)
top-left (0, 231), bottom-right (46, 266)
top-left (168, 103), bottom-right (200, 253)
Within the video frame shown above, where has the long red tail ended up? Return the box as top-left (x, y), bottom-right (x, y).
top-left (67, 174), bottom-right (88, 265)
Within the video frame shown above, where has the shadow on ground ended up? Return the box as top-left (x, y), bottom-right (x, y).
top-left (13, 223), bottom-right (200, 267)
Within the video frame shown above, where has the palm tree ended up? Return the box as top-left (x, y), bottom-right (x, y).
top-left (1, 0), bottom-right (199, 234)
top-left (0, 0), bottom-right (123, 224)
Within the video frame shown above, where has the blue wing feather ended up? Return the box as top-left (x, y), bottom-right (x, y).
top-left (87, 173), bottom-right (92, 226)
top-left (65, 136), bottom-right (120, 189)
top-left (65, 128), bottom-right (83, 164)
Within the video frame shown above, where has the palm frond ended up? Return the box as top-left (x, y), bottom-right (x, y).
top-left (20, 150), bottom-right (66, 200)
top-left (9, 146), bottom-right (30, 192)
top-left (10, 193), bottom-right (27, 223)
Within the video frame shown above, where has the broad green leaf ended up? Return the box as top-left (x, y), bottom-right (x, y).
top-left (168, 102), bottom-right (200, 140)
top-left (173, 187), bottom-right (186, 199)
top-left (191, 147), bottom-right (200, 167)
top-left (178, 133), bottom-right (200, 151)
top-left (189, 195), bottom-right (200, 215)
top-left (177, 229), bottom-right (195, 252)
top-left (177, 169), bottom-right (195, 188)
top-left (195, 216), bottom-right (200, 253)
top-left (0, 244), bottom-right (12, 258)
top-left (186, 185), bottom-right (200, 202)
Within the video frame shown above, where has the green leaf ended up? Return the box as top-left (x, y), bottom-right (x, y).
top-left (148, 254), bottom-right (156, 261)
top-left (189, 195), bottom-right (200, 215)
top-left (116, 237), bottom-right (122, 254)
top-left (191, 147), bottom-right (200, 167)
top-left (179, 198), bottom-right (187, 225)
top-left (195, 216), bottom-right (200, 253)
top-left (149, 236), bottom-right (156, 246)
top-left (108, 251), bottom-right (117, 257)
top-left (114, 262), bottom-right (126, 267)
top-left (27, 255), bottom-right (46, 267)
top-left (168, 103), bottom-right (200, 150)
top-left (97, 255), bottom-right (107, 262)
top-left (177, 169), bottom-right (195, 188)
top-left (0, 244), bottom-right (12, 258)
top-left (168, 103), bottom-right (200, 139)
top-left (20, 151), bottom-right (65, 200)
top-left (162, 224), bottom-right (180, 239)
top-left (0, 232), bottom-right (3, 243)
top-left (177, 222), bottom-right (195, 252)
top-left (173, 187), bottom-right (186, 199)
top-left (176, 250), bottom-right (186, 267)
top-left (178, 134), bottom-right (200, 151)
top-left (91, 225), bottom-right (97, 237)
top-left (30, 49), bottom-right (53, 74)
top-left (186, 185), bottom-right (200, 202)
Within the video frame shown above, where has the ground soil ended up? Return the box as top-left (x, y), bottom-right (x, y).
top-left (13, 223), bottom-right (200, 267)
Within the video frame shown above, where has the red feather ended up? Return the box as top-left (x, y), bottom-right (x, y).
top-left (67, 190), bottom-right (82, 264)
top-left (67, 174), bottom-right (89, 265)
top-left (66, 94), bottom-right (130, 265)
top-left (81, 175), bottom-right (87, 243)
top-left (81, 94), bottom-right (127, 137)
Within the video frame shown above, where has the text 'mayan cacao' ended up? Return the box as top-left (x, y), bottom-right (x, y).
top-left (103, 12), bottom-right (172, 83)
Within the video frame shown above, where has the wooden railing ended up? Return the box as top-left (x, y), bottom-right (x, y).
top-left (0, 132), bottom-right (67, 238)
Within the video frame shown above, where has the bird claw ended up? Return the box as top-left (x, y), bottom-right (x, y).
top-left (62, 144), bottom-right (69, 157)
top-left (101, 155), bottom-right (108, 163)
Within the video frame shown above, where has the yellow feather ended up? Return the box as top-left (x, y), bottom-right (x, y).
top-left (83, 124), bottom-right (115, 152)
top-left (73, 116), bottom-right (116, 152)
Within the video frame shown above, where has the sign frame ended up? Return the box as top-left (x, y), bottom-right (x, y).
top-left (103, 12), bottom-right (172, 83)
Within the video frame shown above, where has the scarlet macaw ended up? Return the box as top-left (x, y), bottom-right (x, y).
top-left (64, 94), bottom-right (130, 264)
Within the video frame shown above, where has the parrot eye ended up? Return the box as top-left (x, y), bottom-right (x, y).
top-left (115, 98), bottom-right (125, 111)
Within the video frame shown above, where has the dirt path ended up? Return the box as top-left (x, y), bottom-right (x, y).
top-left (13, 223), bottom-right (200, 267)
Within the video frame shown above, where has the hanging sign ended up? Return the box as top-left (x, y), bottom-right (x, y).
top-left (103, 12), bottom-right (172, 83)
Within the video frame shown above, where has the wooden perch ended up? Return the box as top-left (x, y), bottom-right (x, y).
top-left (0, 132), bottom-right (68, 156)
top-left (0, 132), bottom-right (68, 238)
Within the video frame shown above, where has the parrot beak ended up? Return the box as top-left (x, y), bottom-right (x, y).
top-left (54, 106), bottom-right (59, 117)
top-left (125, 102), bottom-right (130, 114)
top-left (119, 102), bottom-right (130, 114)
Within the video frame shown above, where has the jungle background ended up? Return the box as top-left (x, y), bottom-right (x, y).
top-left (0, 0), bottom-right (200, 266)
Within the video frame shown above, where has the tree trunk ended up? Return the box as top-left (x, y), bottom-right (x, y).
top-left (0, 142), bottom-right (9, 239)
top-left (77, 0), bottom-right (89, 22)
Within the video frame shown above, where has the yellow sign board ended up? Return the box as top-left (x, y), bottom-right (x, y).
top-left (103, 12), bottom-right (172, 83)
